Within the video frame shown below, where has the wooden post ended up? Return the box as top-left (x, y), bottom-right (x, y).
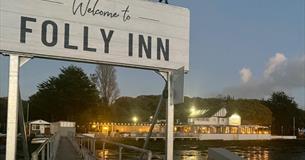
top-left (5, 54), bottom-right (20, 160)
top-left (166, 71), bottom-right (174, 160)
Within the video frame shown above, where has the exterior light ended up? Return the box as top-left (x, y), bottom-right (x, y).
top-left (92, 124), bottom-right (97, 129)
top-left (132, 116), bottom-right (138, 123)
top-left (229, 113), bottom-right (241, 126)
top-left (190, 106), bottom-right (196, 113)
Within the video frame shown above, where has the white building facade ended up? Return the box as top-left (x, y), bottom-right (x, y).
top-left (28, 119), bottom-right (50, 135)
top-left (188, 107), bottom-right (240, 126)
top-left (51, 121), bottom-right (76, 137)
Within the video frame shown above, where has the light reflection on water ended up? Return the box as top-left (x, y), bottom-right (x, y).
top-left (97, 149), bottom-right (110, 159)
top-left (173, 140), bottom-right (305, 160)
top-left (228, 146), bottom-right (269, 160)
top-left (96, 148), bottom-right (274, 160)
top-left (95, 140), bottom-right (305, 160)
top-left (177, 150), bottom-right (206, 160)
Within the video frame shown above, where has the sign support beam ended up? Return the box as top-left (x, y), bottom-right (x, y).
top-left (5, 54), bottom-right (30, 160)
top-left (6, 54), bottom-right (21, 160)
top-left (166, 71), bottom-right (174, 160)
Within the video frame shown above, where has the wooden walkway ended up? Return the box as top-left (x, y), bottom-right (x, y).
top-left (55, 137), bottom-right (82, 160)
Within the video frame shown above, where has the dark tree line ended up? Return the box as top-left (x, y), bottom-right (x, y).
top-left (111, 96), bottom-right (273, 125)
top-left (29, 66), bottom-right (101, 124)
top-left (0, 97), bottom-right (7, 132)
top-left (110, 92), bottom-right (305, 136)
top-left (0, 98), bottom-right (28, 132)
top-left (28, 65), bottom-right (120, 124)
top-left (2, 65), bottom-right (304, 136)
top-left (263, 91), bottom-right (305, 135)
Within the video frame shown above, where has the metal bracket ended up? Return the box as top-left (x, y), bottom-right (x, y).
top-left (155, 70), bottom-right (168, 82)
top-left (0, 52), bottom-right (8, 56)
top-left (1, 52), bottom-right (33, 66)
top-left (20, 57), bottom-right (32, 67)
top-left (159, 71), bottom-right (168, 81)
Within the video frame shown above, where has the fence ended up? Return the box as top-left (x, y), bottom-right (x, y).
top-left (74, 135), bottom-right (152, 160)
top-left (31, 133), bottom-right (60, 160)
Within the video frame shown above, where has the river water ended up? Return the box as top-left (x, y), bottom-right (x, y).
top-left (1, 139), bottom-right (305, 159)
top-left (96, 139), bottom-right (305, 160)
top-left (173, 140), bottom-right (305, 160)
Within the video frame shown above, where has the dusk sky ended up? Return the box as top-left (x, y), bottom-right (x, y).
top-left (0, 0), bottom-right (304, 108)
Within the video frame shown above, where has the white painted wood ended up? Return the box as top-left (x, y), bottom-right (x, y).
top-left (5, 54), bottom-right (20, 160)
top-left (166, 71), bottom-right (174, 160)
top-left (19, 57), bottom-right (31, 67)
top-left (0, 0), bottom-right (190, 70)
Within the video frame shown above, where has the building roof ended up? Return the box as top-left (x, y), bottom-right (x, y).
top-left (29, 119), bottom-right (50, 125)
top-left (190, 106), bottom-right (226, 118)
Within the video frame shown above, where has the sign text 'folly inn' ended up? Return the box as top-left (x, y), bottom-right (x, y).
top-left (0, 0), bottom-right (190, 70)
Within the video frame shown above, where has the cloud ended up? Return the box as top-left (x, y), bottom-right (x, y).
top-left (264, 53), bottom-right (287, 78)
top-left (223, 53), bottom-right (305, 101)
top-left (240, 67), bottom-right (252, 83)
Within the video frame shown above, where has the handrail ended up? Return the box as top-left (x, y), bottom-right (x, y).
top-left (75, 135), bottom-right (152, 160)
top-left (96, 138), bottom-right (152, 154)
top-left (31, 133), bottom-right (60, 160)
top-left (32, 139), bottom-right (49, 157)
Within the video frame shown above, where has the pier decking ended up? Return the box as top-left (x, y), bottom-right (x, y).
top-left (55, 137), bottom-right (81, 160)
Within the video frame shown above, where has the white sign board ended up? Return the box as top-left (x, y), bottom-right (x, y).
top-left (0, 0), bottom-right (190, 71)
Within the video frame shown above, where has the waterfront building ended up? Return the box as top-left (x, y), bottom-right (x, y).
top-left (85, 106), bottom-right (271, 140)
top-left (50, 121), bottom-right (76, 137)
top-left (181, 106), bottom-right (269, 135)
top-left (88, 122), bottom-right (165, 137)
top-left (187, 107), bottom-right (230, 125)
top-left (28, 119), bottom-right (50, 135)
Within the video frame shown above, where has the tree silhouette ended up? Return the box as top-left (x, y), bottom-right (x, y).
top-left (264, 91), bottom-right (305, 135)
top-left (29, 65), bottom-right (100, 124)
top-left (91, 64), bottom-right (120, 107)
